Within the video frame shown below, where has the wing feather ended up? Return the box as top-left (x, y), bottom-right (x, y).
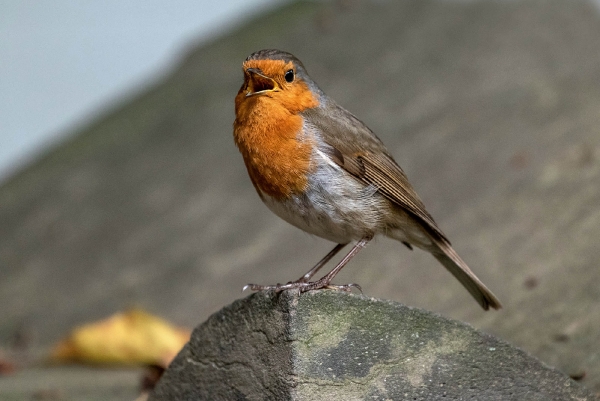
top-left (358, 153), bottom-right (447, 241)
top-left (301, 103), bottom-right (501, 310)
top-left (302, 104), bottom-right (448, 242)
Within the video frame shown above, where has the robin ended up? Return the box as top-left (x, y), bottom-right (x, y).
top-left (233, 49), bottom-right (501, 310)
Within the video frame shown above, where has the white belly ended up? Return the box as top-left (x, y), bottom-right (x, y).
top-left (259, 155), bottom-right (391, 244)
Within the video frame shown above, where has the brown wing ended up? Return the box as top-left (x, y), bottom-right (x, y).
top-left (302, 103), bottom-right (448, 242)
top-left (302, 103), bottom-right (501, 310)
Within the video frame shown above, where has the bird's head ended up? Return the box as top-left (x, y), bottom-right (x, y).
top-left (237, 49), bottom-right (320, 113)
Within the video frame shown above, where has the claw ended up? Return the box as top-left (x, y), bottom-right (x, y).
top-left (328, 283), bottom-right (362, 293)
top-left (243, 280), bottom-right (363, 294)
top-left (319, 283), bottom-right (361, 293)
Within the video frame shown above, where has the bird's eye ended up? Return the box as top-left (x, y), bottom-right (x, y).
top-left (284, 69), bottom-right (294, 83)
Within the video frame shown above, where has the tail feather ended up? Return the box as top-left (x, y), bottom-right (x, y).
top-left (432, 240), bottom-right (501, 311)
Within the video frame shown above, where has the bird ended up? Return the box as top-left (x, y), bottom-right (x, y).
top-left (233, 49), bottom-right (501, 310)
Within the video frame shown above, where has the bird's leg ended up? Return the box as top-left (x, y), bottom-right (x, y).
top-left (299, 235), bottom-right (372, 292)
top-left (242, 243), bottom-right (346, 292)
top-left (296, 243), bottom-right (347, 283)
top-left (243, 236), bottom-right (372, 293)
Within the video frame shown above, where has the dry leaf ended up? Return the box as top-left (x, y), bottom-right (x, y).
top-left (50, 309), bottom-right (190, 367)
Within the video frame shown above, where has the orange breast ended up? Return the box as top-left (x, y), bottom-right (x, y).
top-left (234, 92), bottom-right (316, 200)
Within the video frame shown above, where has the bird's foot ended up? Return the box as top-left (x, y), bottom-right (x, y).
top-left (325, 283), bottom-right (362, 293)
top-left (242, 280), bottom-right (362, 294)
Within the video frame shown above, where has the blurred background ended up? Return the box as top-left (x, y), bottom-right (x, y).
top-left (0, 0), bottom-right (281, 183)
top-left (1, 0), bottom-right (600, 398)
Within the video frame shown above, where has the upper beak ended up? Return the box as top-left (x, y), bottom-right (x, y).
top-left (245, 68), bottom-right (280, 97)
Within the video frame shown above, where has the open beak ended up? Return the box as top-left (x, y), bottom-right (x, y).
top-left (245, 68), bottom-right (280, 97)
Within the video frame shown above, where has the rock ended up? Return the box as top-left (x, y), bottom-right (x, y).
top-left (150, 291), bottom-right (594, 400)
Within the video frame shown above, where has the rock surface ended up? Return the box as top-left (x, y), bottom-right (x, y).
top-left (1, 0), bottom-right (600, 397)
top-left (151, 291), bottom-right (594, 400)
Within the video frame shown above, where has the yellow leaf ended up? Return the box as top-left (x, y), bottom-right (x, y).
top-left (50, 309), bottom-right (190, 366)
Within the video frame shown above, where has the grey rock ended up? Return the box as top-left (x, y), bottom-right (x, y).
top-left (150, 291), bottom-right (595, 400)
